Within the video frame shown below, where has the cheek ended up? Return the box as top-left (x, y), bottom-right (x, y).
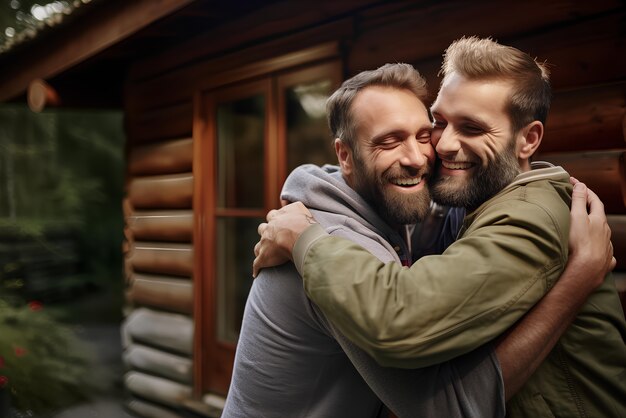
top-left (420, 144), bottom-right (436, 164)
top-left (430, 130), bottom-right (442, 147)
top-left (370, 149), bottom-right (397, 172)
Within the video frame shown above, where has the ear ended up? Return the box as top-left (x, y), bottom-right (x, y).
top-left (517, 121), bottom-right (543, 160)
top-left (335, 138), bottom-right (354, 176)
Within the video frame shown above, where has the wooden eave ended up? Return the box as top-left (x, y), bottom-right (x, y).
top-left (0, 0), bottom-right (197, 105)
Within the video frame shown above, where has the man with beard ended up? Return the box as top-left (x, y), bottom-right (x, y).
top-left (223, 62), bottom-right (614, 417)
top-left (252, 38), bottom-right (626, 417)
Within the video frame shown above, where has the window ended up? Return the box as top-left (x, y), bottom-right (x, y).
top-left (197, 61), bottom-right (341, 395)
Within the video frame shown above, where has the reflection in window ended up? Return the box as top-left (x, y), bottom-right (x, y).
top-left (215, 216), bottom-right (261, 343)
top-left (286, 79), bottom-right (336, 172)
top-left (216, 95), bottom-right (265, 209)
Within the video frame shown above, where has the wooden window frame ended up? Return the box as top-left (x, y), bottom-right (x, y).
top-left (192, 46), bottom-right (341, 397)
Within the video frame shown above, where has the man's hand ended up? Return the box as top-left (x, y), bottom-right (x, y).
top-left (252, 202), bottom-right (318, 277)
top-left (567, 178), bottom-right (616, 292)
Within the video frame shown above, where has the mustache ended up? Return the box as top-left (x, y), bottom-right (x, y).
top-left (382, 165), bottom-right (431, 181)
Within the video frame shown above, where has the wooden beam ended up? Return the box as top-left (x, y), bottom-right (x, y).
top-left (127, 102), bottom-right (193, 144)
top-left (129, 0), bottom-right (374, 82)
top-left (0, 0), bottom-right (195, 102)
top-left (128, 210), bottom-right (193, 243)
top-left (607, 215), bottom-right (626, 270)
top-left (126, 399), bottom-right (183, 418)
top-left (537, 151), bottom-right (626, 214)
top-left (125, 371), bottom-right (192, 408)
top-left (128, 273), bottom-right (193, 314)
top-left (127, 32), bottom-right (344, 113)
top-left (540, 82), bottom-right (626, 153)
top-left (128, 241), bottom-right (193, 277)
top-left (128, 173), bottom-right (193, 210)
top-left (348, 0), bottom-right (623, 73)
top-left (124, 343), bottom-right (193, 384)
top-left (123, 307), bottom-right (194, 355)
top-left (129, 137), bottom-right (194, 176)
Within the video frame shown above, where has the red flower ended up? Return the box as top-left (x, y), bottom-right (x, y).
top-left (28, 301), bottom-right (43, 311)
top-left (0, 376), bottom-right (8, 388)
top-left (13, 346), bottom-right (27, 357)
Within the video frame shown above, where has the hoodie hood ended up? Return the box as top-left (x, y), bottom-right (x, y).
top-left (281, 164), bottom-right (407, 262)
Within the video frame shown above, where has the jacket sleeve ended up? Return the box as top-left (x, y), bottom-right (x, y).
top-left (298, 199), bottom-right (569, 368)
top-left (325, 315), bottom-right (506, 418)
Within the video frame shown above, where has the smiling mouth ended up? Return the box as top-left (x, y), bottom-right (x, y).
top-left (441, 161), bottom-right (475, 170)
top-left (391, 177), bottom-right (423, 187)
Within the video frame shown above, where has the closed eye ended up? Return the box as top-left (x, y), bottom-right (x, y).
top-left (462, 125), bottom-right (484, 135)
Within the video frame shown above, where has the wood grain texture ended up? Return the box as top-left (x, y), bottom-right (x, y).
top-left (127, 210), bottom-right (193, 243)
top-left (128, 241), bottom-right (193, 277)
top-left (129, 137), bottom-right (193, 175)
top-left (538, 151), bottom-right (626, 213)
top-left (124, 343), bottom-right (193, 384)
top-left (126, 398), bottom-right (184, 418)
top-left (128, 102), bottom-right (193, 144)
top-left (125, 371), bottom-right (192, 408)
top-left (128, 173), bottom-right (193, 209)
top-left (127, 273), bottom-right (193, 314)
top-left (123, 307), bottom-right (193, 355)
top-left (541, 83), bottom-right (626, 153)
top-left (608, 215), bottom-right (626, 270)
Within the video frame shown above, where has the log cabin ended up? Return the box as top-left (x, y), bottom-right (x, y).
top-left (0, 0), bottom-right (624, 416)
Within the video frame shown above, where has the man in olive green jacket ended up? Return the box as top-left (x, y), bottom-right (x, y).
top-left (254, 37), bottom-right (626, 417)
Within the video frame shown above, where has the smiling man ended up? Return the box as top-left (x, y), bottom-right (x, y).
top-left (253, 38), bottom-right (626, 417)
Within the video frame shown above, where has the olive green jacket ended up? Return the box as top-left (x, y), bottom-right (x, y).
top-left (294, 164), bottom-right (626, 417)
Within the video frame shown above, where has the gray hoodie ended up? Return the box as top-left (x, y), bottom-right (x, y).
top-left (222, 164), bottom-right (504, 418)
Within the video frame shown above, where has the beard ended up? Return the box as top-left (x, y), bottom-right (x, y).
top-left (351, 151), bottom-right (432, 226)
top-left (430, 138), bottom-right (520, 211)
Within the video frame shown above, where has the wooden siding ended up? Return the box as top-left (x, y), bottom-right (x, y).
top-left (123, 40), bottom-right (197, 412)
top-left (128, 242), bottom-right (193, 278)
top-left (129, 137), bottom-right (193, 175)
top-left (124, 344), bottom-right (193, 383)
top-left (608, 216), bottom-right (626, 271)
top-left (537, 151), bottom-right (626, 214)
top-left (127, 210), bottom-right (193, 243)
top-left (123, 308), bottom-right (193, 355)
top-left (126, 399), bottom-right (185, 418)
top-left (125, 371), bottom-right (192, 408)
top-left (127, 273), bottom-right (193, 314)
top-left (128, 173), bottom-right (193, 209)
top-left (540, 83), bottom-right (626, 153)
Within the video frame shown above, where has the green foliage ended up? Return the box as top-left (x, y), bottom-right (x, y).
top-left (0, 298), bottom-right (103, 414)
top-left (0, 104), bottom-right (125, 290)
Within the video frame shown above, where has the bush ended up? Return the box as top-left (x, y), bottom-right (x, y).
top-left (0, 298), bottom-right (102, 415)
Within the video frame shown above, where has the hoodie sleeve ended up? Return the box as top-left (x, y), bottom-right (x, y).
top-left (298, 195), bottom-right (569, 368)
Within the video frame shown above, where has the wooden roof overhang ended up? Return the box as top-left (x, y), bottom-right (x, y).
top-left (0, 0), bottom-right (292, 108)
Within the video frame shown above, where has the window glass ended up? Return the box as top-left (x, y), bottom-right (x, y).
top-left (216, 95), bottom-right (265, 209)
top-left (215, 216), bottom-right (261, 343)
top-left (285, 79), bottom-right (336, 172)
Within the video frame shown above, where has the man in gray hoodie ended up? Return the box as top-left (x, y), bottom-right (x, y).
top-left (223, 63), bottom-right (613, 417)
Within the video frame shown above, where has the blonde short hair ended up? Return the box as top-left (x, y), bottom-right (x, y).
top-left (440, 36), bottom-right (551, 132)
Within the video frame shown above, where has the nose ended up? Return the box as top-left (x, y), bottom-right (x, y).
top-left (432, 125), bottom-right (460, 157)
top-left (399, 139), bottom-right (430, 169)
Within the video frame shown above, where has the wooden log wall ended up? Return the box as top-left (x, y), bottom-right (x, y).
top-left (122, 89), bottom-right (195, 415)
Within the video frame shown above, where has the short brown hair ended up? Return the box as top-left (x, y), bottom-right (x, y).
top-left (327, 63), bottom-right (428, 150)
top-left (440, 36), bottom-right (551, 132)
